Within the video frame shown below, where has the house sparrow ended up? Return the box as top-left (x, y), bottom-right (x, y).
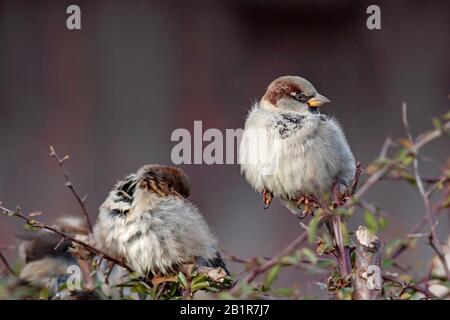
top-left (240, 75), bottom-right (355, 214)
top-left (16, 216), bottom-right (93, 298)
top-left (93, 164), bottom-right (227, 277)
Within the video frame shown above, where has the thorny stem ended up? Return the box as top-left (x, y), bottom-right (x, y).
top-left (382, 274), bottom-right (436, 299)
top-left (0, 250), bottom-right (17, 277)
top-left (0, 204), bottom-right (132, 273)
top-left (330, 215), bottom-right (351, 278)
top-left (239, 231), bottom-right (309, 286)
top-left (354, 118), bottom-right (450, 201)
top-left (401, 104), bottom-right (450, 281)
top-left (324, 164), bottom-right (361, 280)
top-left (390, 216), bottom-right (428, 260)
top-left (49, 146), bottom-right (93, 233)
top-left (349, 162), bottom-right (362, 197)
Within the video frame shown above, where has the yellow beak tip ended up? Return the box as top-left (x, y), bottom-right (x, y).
top-left (307, 94), bottom-right (331, 107)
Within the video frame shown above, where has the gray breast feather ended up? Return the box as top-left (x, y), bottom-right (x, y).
top-left (273, 113), bottom-right (305, 139)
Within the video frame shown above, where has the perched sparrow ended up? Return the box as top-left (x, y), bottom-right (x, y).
top-left (93, 164), bottom-right (227, 277)
top-left (240, 75), bottom-right (356, 214)
top-left (17, 217), bottom-right (90, 296)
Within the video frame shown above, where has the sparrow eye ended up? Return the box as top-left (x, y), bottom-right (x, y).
top-left (292, 92), bottom-right (309, 103)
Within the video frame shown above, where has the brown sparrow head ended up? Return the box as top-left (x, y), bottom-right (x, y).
top-left (262, 75), bottom-right (330, 114)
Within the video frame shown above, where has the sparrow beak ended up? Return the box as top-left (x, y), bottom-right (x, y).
top-left (307, 94), bottom-right (331, 108)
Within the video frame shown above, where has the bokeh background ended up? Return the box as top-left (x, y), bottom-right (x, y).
top-left (0, 0), bottom-right (449, 297)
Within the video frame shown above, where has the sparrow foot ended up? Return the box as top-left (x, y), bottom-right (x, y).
top-left (331, 177), bottom-right (351, 207)
top-left (262, 188), bottom-right (273, 209)
top-left (296, 192), bottom-right (321, 218)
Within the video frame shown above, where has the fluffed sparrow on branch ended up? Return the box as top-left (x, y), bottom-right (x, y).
top-left (240, 75), bottom-right (356, 214)
top-left (93, 164), bottom-right (227, 277)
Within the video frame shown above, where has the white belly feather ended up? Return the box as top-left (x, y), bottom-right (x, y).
top-left (240, 105), bottom-right (354, 202)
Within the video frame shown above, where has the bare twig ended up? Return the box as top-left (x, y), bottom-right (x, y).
top-left (104, 261), bottom-right (115, 285)
top-left (379, 136), bottom-right (392, 159)
top-left (49, 146), bottom-right (93, 233)
top-left (242, 230), bottom-right (308, 284)
top-left (54, 236), bottom-right (67, 250)
top-left (154, 282), bottom-right (168, 300)
top-left (354, 160), bottom-right (400, 200)
top-left (401, 104), bottom-right (450, 281)
top-left (355, 113), bottom-right (450, 200)
top-left (414, 120), bottom-right (450, 151)
top-left (0, 204), bottom-right (131, 273)
top-left (220, 247), bottom-right (255, 265)
top-left (329, 215), bottom-right (351, 278)
top-left (382, 274), bottom-right (436, 299)
top-left (349, 162), bottom-right (363, 196)
top-left (0, 249), bottom-right (17, 277)
top-left (356, 199), bottom-right (390, 218)
top-left (382, 176), bottom-right (443, 185)
top-left (325, 164), bottom-right (362, 281)
top-left (390, 216), bottom-right (428, 259)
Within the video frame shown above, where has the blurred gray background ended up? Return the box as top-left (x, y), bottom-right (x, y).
top-left (0, 0), bottom-right (449, 297)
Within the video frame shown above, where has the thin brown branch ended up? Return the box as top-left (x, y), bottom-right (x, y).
top-left (390, 216), bottom-right (428, 259)
top-left (220, 247), bottom-right (256, 265)
top-left (414, 120), bottom-right (450, 151)
top-left (356, 199), bottom-right (390, 218)
top-left (378, 136), bottom-right (393, 159)
top-left (242, 230), bottom-right (308, 284)
top-left (354, 160), bottom-right (400, 200)
top-left (355, 112), bottom-right (450, 200)
top-left (401, 103), bottom-right (414, 143)
top-left (382, 274), bottom-right (436, 299)
top-left (381, 173), bottom-right (443, 184)
top-left (349, 162), bottom-right (362, 196)
top-left (428, 232), bottom-right (450, 279)
top-left (401, 104), bottom-right (450, 281)
top-left (0, 204), bottom-right (131, 273)
top-left (327, 215), bottom-right (351, 279)
top-left (0, 249), bottom-right (17, 277)
top-left (49, 146), bottom-right (93, 233)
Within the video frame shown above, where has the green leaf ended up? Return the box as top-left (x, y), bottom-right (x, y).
top-left (308, 211), bottom-right (323, 243)
top-left (178, 272), bottom-right (188, 289)
top-left (301, 248), bottom-right (318, 265)
top-left (39, 287), bottom-right (50, 300)
top-left (382, 259), bottom-right (394, 268)
top-left (378, 216), bottom-right (389, 231)
top-left (191, 281), bottom-right (210, 292)
top-left (442, 195), bottom-right (450, 208)
top-left (263, 264), bottom-right (281, 289)
top-left (402, 155), bottom-right (414, 166)
top-left (191, 273), bottom-right (207, 286)
top-left (218, 292), bottom-right (235, 300)
top-left (273, 287), bottom-right (294, 297)
top-left (442, 111), bottom-right (450, 120)
top-left (337, 287), bottom-right (353, 300)
top-left (364, 210), bottom-right (378, 234)
top-left (340, 222), bottom-right (350, 246)
top-left (384, 239), bottom-right (403, 256)
top-left (432, 117), bottom-right (443, 130)
top-left (400, 292), bottom-right (412, 300)
top-left (394, 148), bottom-right (409, 161)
